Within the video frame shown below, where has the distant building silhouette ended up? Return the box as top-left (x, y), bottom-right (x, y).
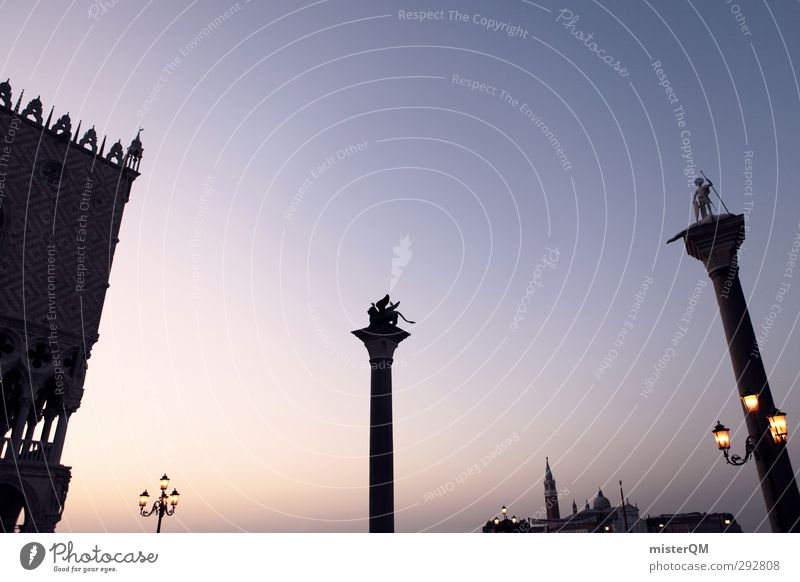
top-left (484, 488), bottom-right (646, 533)
top-left (646, 512), bottom-right (741, 533)
top-left (482, 458), bottom-right (742, 533)
top-left (0, 80), bottom-right (141, 532)
top-left (543, 457), bottom-right (560, 520)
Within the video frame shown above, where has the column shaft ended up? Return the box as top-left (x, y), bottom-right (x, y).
top-left (710, 265), bottom-right (800, 532)
top-left (369, 358), bottom-right (394, 533)
top-left (353, 324), bottom-right (409, 533)
top-left (21, 412), bottom-right (37, 456)
top-left (40, 413), bottom-right (55, 444)
top-left (7, 401), bottom-right (30, 459)
top-left (50, 413), bottom-right (69, 463)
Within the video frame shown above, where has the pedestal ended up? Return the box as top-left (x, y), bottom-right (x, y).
top-left (352, 324), bottom-right (410, 533)
top-left (676, 213), bottom-right (800, 532)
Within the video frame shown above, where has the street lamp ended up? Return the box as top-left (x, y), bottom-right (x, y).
top-left (740, 390), bottom-right (760, 414)
top-left (712, 421), bottom-right (757, 466)
top-left (767, 409), bottom-right (788, 444)
top-left (138, 473), bottom-right (180, 533)
top-left (712, 422), bottom-right (731, 450)
top-left (488, 506), bottom-right (520, 532)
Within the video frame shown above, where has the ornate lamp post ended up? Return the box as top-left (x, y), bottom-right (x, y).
top-left (711, 404), bottom-right (791, 467)
top-left (138, 473), bottom-right (180, 533)
top-left (486, 505), bottom-right (520, 532)
top-left (712, 421), bottom-right (756, 466)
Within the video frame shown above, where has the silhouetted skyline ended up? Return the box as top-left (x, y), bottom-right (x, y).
top-left (1, 0), bottom-right (798, 532)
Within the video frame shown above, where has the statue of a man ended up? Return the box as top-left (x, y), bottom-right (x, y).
top-left (693, 177), bottom-right (714, 221)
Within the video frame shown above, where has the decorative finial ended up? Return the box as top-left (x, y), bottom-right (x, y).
top-left (13, 88), bottom-right (24, 112)
top-left (106, 139), bottom-right (124, 165)
top-left (21, 95), bottom-right (43, 124)
top-left (125, 129), bottom-right (144, 171)
top-left (0, 78), bottom-right (12, 109)
top-left (78, 125), bottom-right (98, 154)
top-left (52, 112), bottom-right (72, 140)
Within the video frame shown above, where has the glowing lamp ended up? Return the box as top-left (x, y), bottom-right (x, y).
top-left (501, 505), bottom-right (507, 516)
top-left (511, 515), bottom-right (517, 524)
top-left (767, 409), bottom-right (788, 444)
top-left (139, 474), bottom-right (180, 532)
top-left (740, 391), bottom-right (759, 414)
top-left (712, 422), bottom-right (731, 450)
top-left (493, 517), bottom-right (500, 525)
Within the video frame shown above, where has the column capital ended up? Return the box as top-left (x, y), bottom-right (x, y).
top-left (669, 214), bottom-right (745, 277)
top-left (352, 324), bottom-right (410, 361)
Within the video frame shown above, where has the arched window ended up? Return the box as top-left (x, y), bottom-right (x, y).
top-left (1, 367), bottom-right (25, 436)
top-left (0, 483), bottom-right (27, 532)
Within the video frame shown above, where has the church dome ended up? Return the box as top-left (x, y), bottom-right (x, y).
top-left (593, 489), bottom-right (611, 511)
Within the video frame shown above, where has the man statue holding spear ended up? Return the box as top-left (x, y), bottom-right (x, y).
top-left (692, 170), bottom-right (730, 222)
top-left (692, 175), bottom-right (714, 221)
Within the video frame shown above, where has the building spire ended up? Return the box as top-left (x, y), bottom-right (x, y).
top-left (13, 88), bottom-right (23, 112)
top-left (543, 457), bottom-right (560, 520)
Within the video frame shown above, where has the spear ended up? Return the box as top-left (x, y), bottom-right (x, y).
top-left (699, 170), bottom-right (730, 214)
top-left (619, 480), bottom-right (629, 533)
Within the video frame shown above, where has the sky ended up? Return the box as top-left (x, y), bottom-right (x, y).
top-left (1, 0), bottom-right (799, 533)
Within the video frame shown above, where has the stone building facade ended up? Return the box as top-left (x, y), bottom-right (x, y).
top-left (0, 79), bottom-right (141, 532)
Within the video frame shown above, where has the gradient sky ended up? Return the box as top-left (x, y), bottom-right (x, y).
top-left (2, 0), bottom-right (799, 532)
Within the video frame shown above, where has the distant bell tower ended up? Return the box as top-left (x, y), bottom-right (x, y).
top-left (0, 79), bottom-right (142, 532)
top-left (544, 457), bottom-right (560, 520)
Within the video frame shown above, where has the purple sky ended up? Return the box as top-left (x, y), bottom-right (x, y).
top-left (2, 0), bottom-right (799, 532)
